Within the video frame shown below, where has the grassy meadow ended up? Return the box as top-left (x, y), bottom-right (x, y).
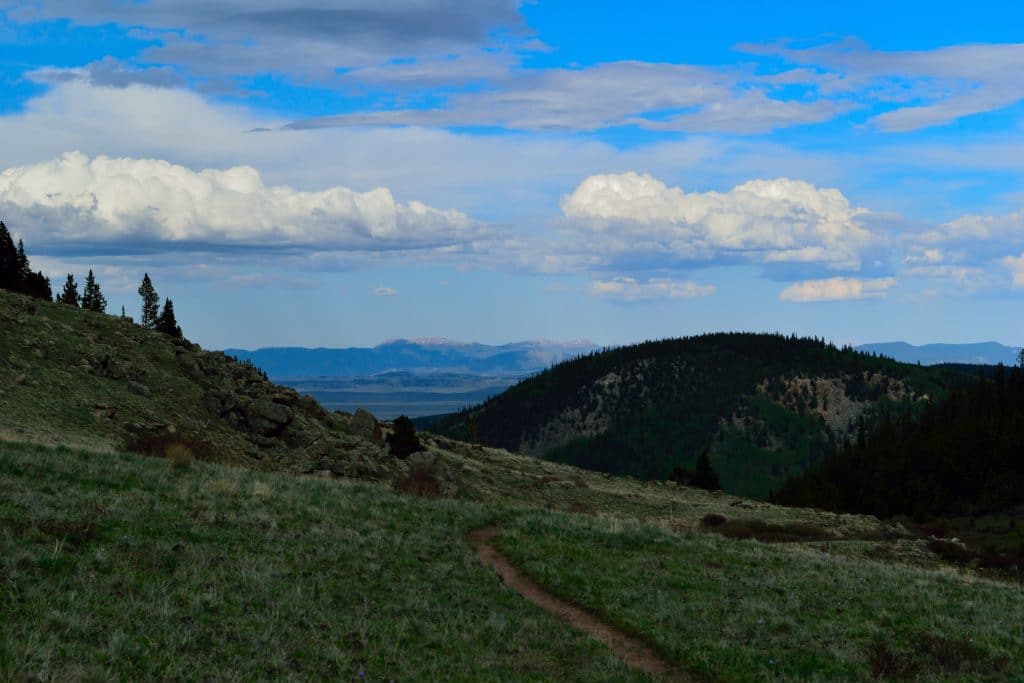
top-left (2, 440), bottom-right (1022, 681)
top-left (0, 441), bottom-right (639, 682)
top-left (499, 513), bottom-right (1024, 682)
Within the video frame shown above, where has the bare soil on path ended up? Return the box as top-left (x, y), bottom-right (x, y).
top-left (467, 526), bottom-right (693, 681)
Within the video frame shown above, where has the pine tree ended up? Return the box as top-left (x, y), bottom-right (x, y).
top-left (156, 298), bottom-right (182, 338)
top-left (57, 274), bottom-right (80, 307)
top-left (692, 451), bottom-right (721, 491)
top-left (387, 415), bottom-right (424, 459)
top-left (81, 269), bottom-right (107, 312)
top-left (15, 240), bottom-right (29, 284)
top-left (0, 221), bottom-right (18, 291)
top-left (138, 273), bottom-right (159, 328)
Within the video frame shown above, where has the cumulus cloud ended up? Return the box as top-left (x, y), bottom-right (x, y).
top-left (372, 286), bottom-right (398, 296)
top-left (779, 277), bottom-right (896, 302)
top-left (0, 152), bottom-right (485, 254)
top-left (560, 172), bottom-right (876, 270)
top-left (589, 277), bottom-right (715, 302)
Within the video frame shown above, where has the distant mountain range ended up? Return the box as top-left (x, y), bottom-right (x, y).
top-left (225, 339), bottom-right (1021, 380)
top-left (223, 338), bottom-right (598, 379)
top-left (854, 342), bottom-right (1021, 366)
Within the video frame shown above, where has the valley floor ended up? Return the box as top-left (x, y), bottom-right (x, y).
top-left (2, 442), bottom-right (1021, 681)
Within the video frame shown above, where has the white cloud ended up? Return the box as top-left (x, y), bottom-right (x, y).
top-left (779, 277), bottom-right (896, 302)
top-left (744, 39), bottom-right (1024, 132)
top-left (0, 152), bottom-right (484, 253)
top-left (923, 210), bottom-right (1024, 244)
top-left (373, 286), bottom-right (398, 296)
top-left (560, 172), bottom-right (876, 270)
top-left (1001, 254), bottom-right (1024, 287)
top-left (589, 277), bottom-right (715, 302)
top-left (287, 61), bottom-right (846, 135)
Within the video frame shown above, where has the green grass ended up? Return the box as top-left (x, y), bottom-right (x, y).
top-left (4, 440), bottom-right (1022, 681)
top-left (0, 441), bottom-right (641, 681)
top-left (498, 512), bottom-right (1024, 682)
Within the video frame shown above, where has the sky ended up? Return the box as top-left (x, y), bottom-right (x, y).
top-left (2, 1), bottom-right (1024, 350)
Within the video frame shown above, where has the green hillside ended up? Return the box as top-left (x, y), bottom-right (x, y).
top-left (435, 334), bottom-right (969, 498)
top-left (4, 440), bottom-right (1022, 681)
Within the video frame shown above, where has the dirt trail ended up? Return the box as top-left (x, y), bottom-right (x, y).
top-left (468, 526), bottom-right (690, 681)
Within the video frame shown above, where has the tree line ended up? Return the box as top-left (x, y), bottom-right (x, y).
top-left (0, 220), bottom-right (181, 338)
top-left (775, 363), bottom-right (1024, 519)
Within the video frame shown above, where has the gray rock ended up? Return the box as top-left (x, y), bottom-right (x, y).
top-left (271, 389), bottom-right (300, 406)
top-left (350, 408), bottom-right (381, 443)
top-left (202, 389), bottom-right (238, 417)
top-left (127, 380), bottom-right (151, 397)
top-left (245, 398), bottom-right (294, 437)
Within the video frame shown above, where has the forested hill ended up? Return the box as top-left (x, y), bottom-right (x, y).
top-left (433, 333), bottom-right (970, 498)
top-left (776, 364), bottom-right (1024, 520)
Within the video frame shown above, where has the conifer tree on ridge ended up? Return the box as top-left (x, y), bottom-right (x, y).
top-left (138, 273), bottom-right (159, 328)
top-left (56, 274), bottom-right (80, 307)
top-left (81, 269), bottom-right (107, 312)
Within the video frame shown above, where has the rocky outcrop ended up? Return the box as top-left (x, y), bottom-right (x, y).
top-left (245, 399), bottom-right (293, 437)
top-left (349, 408), bottom-right (383, 445)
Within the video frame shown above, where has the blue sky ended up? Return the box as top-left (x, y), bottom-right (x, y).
top-left (1, 1), bottom-right (1024, 349)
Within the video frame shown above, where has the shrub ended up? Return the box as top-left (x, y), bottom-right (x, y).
top-left (166, 443), bottom-right (194, 469)
top-left (125, 430), bottom-right (211, 463)
top-left (387, 415), bottom-right (424, 460)
top-left (393, 462), bottom-right (441, 497)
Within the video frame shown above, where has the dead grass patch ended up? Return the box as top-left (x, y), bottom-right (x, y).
top-left (393, 463), bottom-right (442, 498)
top-left (700, 515), bottom-right (837, 542)
top-left (867, 631), bottom-right (1004, 680)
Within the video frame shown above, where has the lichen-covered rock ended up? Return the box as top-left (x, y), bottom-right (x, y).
top-left (271, 389), bottom-right (299, 406)
top-left (202, 389), bottom-right (239, 417)
top-left (350, 408), bottom-right (380, 443)
top-left (245, 398), bottom-right (294, 437)
top-left (298, 394), bottom-right (330, 421)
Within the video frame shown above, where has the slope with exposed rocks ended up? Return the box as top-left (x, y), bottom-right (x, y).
top-left (0, 288), bottom-right (438, 489)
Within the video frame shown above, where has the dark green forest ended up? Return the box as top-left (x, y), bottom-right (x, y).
top-left (435, 333), bottom-right (969, 496)
top-left (776, 364), bottom-right (1024, 520)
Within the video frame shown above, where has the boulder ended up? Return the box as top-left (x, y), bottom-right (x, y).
top-left (202, 389), bottom-right (239, 417)
top-left (245, 398), bottom-right (293, 437)
top-left (298, 394), bottom-right (330, 421)
top-left (350, 408), bottom-right (381, 443)
top-left (174, 348), bottom-right (202, 377)
top-left (271, 389), bottom-right (300, 407)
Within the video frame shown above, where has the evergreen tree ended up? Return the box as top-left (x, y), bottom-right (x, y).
top-left (155, 298), bottom-right (182, 338)
top-left (57, 274), bottom-right (79, 307)
top-left (81, 269), bottom-right (107, 312)
top-left (692, 451), bottom-right (721, 491)
top-left (387, 415), bottom-right (424, 459)
top-left (22, 271), bottom-right (52, 300)
top-left (15, 240), bottom-right (29, 283)
top-left (138, 273), bottom-right (159, 328)
top-left (0, 221), bottom-right (18, 291)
